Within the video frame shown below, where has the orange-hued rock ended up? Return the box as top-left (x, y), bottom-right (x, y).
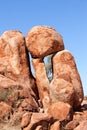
top-left (50, 121), bottom-right (61, 130)
top-left (0, 102), bottom-right (12, 119)
top-left (23, 113), bottom-right (52, 130)
top-left (26, 26), bottom-right (64, 58)
top-left (0, 30), bottom-right (36, 92)
top-left (50, 78), bottom-right (74, 106)
top-left (50, 50), bottom-right (84, 109)
top-left (32, 58), bottom-right (51, 112)
top-left (65, 120), bottom-right (79, 130)
top-left (21, 112), bottom-right (32, 128)
top-left (74, 121), bottom-right (87, 130)
top-left (0, 74), bottom-right (39, 111)
top-left (47, 102), bottom-right (73, 121)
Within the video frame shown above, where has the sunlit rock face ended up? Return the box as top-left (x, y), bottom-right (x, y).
top-left (32, 58), bottom-right (51, 112)
top-left (26, 26), bottom-right (64, 58)
top-left (26, 26), bottom-right (65, 112)
top-left (0, 26), bottom-right (85, 130)
top-left (0, 30), bottom-right (36, 91)
top-left (0, 30), bottom-right (39, 122)
top-left (50, 50), bottom-right (84, 109)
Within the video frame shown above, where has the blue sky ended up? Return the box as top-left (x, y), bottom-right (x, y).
top-left (0, 0), bottom-right (87, 95)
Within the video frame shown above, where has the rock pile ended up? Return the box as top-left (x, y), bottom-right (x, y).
top-left (0, 26), bottom-right (86, 130)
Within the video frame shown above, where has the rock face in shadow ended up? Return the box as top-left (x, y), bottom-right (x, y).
top-left (0, 26), bottom-right (86, 130)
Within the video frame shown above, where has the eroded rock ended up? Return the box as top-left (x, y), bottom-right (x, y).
top-left (0, 30), bottom-right (36, 92)
top-left (32, 58), bottom-right (51, 112)
top-left (47, 102), bottom-right (73, 122)
top-left (0, 28), bottom-right (85, 130)
top-left (0, 102), bottom-right (12, 120)
top-left (26, 26), bottom-right (64, 58)
top-left (23, 113), bottom-right (52, 130)
top-left (50, 50), bottom-right (84, 109)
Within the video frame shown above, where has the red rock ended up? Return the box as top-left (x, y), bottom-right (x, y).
top-left (74, 120), bottom-right (87, 130)
top-left (0, 30), bottom-right (36, 92)
top-left (50, 78), bottom-right (74, 106)
top-left (47, 102), bottom-right (73, 121)
top-left (32, 58), bottom-right (51, 112)
top-left (0, 74), bottom-right (38, 110)
top-left (20, 98), bottom-right (38, 112)
top-left (73, 111), bottom-right (87, 122)
top-left (51, 50), bottom-right (84, 109)
top-left (26, 26), bottom-right (64, 58)
top-left (0, 102), bottom-right (12, 119)
top-left (65, 120), bottom-right (79, 130)
top-left (50, 121), bottom-right (61, 130)
top-left (21, 112), bottom-right (32, 128)
top-left (35, 125), bottom-right (43, 130)
top-left (0, 74), bottom-right (19, 106)
top-left (23, 113), bottom-right (52, 130)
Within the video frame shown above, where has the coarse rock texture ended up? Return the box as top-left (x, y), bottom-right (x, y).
top-left (50, 50), bottom-right (84, 109)
top-left (74, 121), bottom-right (87, 130)
top-left (0, 30), bottom-right (37, 93)
top-left (47, 102), bottom-right (73, 121)
top-left (0, 102), bottom-right (12, 120)
top-left (32, 58), bottom-right (51, 112)
top-left (26, 26), bottom-right (64, 58)
top-left (50, 78), bottom-right (74, 106)
top-left (0, 30), bottom-right (39, 129)
top-left (0, 26), bottom-right (86, 130)
top-left (50, 121), bottom-right (61, 130)
top-left (22, 112), bottom-right (52, 130)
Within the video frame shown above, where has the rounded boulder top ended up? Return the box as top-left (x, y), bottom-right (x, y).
top-left (26, 26), bottom-right (64, 58)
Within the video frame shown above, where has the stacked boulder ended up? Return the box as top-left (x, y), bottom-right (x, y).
top-left (0, 26), bottom-right (86, 130)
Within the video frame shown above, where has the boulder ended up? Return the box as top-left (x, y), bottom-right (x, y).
top-left (23, 113), bottom-right (52, 130)
top-left (0, 30), bottom-right (36, 92)
top-left (50, 50), bottom-right (84, 109)
top-left (26, 26), bottom-right (64, 58)
top-left (32, 58), bottom-right (51, 112)
top-left (47, 102), bottom-right (73, 121)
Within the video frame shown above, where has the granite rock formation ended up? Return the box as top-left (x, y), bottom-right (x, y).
top-left (50, 50), bottom-right (84, 109)
top-left (0, 26), bottom-right (86, 130)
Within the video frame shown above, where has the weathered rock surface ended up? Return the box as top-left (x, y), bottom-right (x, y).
top-left (47, 102), bottom-right (73, 121)
top-left (23, 113), bottom-right (52, 130)
top-left (0, 30), bottom-right (36, 93)
top-left (32, 58), bottom-right (51, 112)
top-left (50, 50), bottom-right (84, 109)
top-left (0, 102), bottom-right (12, 120)
top-left (0, 30), bottom-right (39, 128)
top-left (50, 121), bottom-right (61, 130)
top-left (74, 120), bottom-right (87, 130)
top-left (26, 26), bottom-right (64, 58)
top-left (0, 27), bottom-right (86, 130)
top-left (0, 74), bottom-right (38, 111)
top-left (50, 78), bottom-right (74, 106)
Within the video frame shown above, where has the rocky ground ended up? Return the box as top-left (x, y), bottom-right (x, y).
top-left (0, 98), bottom-right (87, 130)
